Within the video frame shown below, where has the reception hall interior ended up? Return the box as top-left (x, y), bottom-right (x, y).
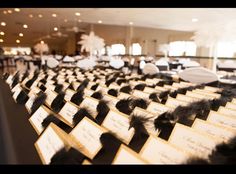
top-left (0, 8), bottom-right (236, 165)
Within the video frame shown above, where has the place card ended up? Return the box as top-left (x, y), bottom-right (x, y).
top-left (44, 89), bottom-right (58, 107)
top-left (28, 87), bottom-right (41, 97)
top-left (68, 77), bottom-right (76, 84)
top-left (180, 81), bottom-right (196, 87)
top-left (87, 81), bottom-right (96, 89)
top-left (132, 107), bottom-right (159, 136)
top-left (129, 80), bottom-right (140, 87)
top-left (45, 84), bottom-right (56, 91)
top-left (225, 102), bottom-right (236, 111)
top-left (21, 77), bottom-right (29, 86)
top-left (30, 80), bottom-right (40, 89)
top-left (192, 118), bottom-right (236, 143)
top-left (143, 87), bottom-right (156, 94)
top-left (207, 110), bottom-right (236, 130)
top-left (6, 75), bottom-right (13, 85)
top-left (12, 86), bottom-right (23, 102)
top-left (70, 117), bottom-right (106, 159)
top-left (204, 86), bottom-right (221, 93)
top-left (57, 78), bottom-right (65, 84)
top-left (147, 102), bottom-right (172, 114)
top-left (96, 85), bottom-right (108, 93)
top-left (79, 96), bottom-right (99, 118)
top-left (172, 82), bottom-right (188, 88)
top-left (64, 89), bottom-right (76, 102)
top-left (25, 93), bottom-right (37, 113)
top-left (102, 109), bottom-right (135, 145)
top-left (132, 90), bottom-right (150, 100)
top-left (109, 83), bottom-right (120, 90)
top-left (231, 98), bottom-right (236, 104)
top-left (163, 85), bottom-right (178, 92)
top-left (62, 82), bottom-right (70, 91)
top-left (84, 88), bottom-right (94, 97)
top-left (118, 92), bottom-right (131, 100)
top-left (11, 83), bottom-right (21, 93)
top-left (155, 86), bottom-right (168, 92)
top-left (34, 123), bottom-right (67, 164)
top-left (165, 97), bottom-right (188, 108)
top-left (186, 91), bottom-right (207, 100)
top-left (72, 82), bottom-right (81, 90)
top-left (29, 105), bottom-right (52, 135)
top-left (112, 144), bottom-right (148, 164)
top-left (140, 135), bottom-right (190, 164)
top-left (168, 123), bottom-right (220, 159)
top-left (192, 89), bottom-right (220, 99)
top-left (145, 78), bottom-right (160, 85)
top-left (176, 94), bottom-right (198, 103)
top-left (103, 94), bottom-right (119, 108)
top-left (218, 106), bottom-right (236, 117)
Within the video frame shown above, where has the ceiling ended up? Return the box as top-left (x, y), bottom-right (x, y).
top-left (1, 8), bottom-right (236, 47)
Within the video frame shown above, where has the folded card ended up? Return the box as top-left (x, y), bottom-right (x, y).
top-left (79, 96), bottom-right (99, 118)
top-left (147, 101), bottom-right (172, 114)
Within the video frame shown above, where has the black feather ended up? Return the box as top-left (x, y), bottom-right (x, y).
top-left (119, 85), bottom-right (132, 94)
top-left (209, 136), bottom-right (236, 164)
top-left (39, 84), bottom-right (47, 92)
top-left (134, 84), bottom-right (146, 91)
top-left (2, 72), bottom-right (10, 81)
top-left (73, 107), bottom-right (97, 126)
top-left (54, 84), bottom-right (63, 93)
top-left (183, 157), bottom-right (209, 165)
top-left (50, 147), bottom-right (85, 165)
top-left (149, 93), bottom-right (161, 103)
top-left (70, 91), bottom-right (84, 106)
top-left (96, 100), bottom-right (110, 124)
top-left (21, 71), bottom-right (29, 82)
top-left (116, 78), bottom-right (127, 85)
top-left (91, 91), bottom-right (103, 100)
top-left (39, 78), bottom-right (47, 84)
top-left (107, 89), bottom-right (118, 97)
top-left (11, 73), bottom-right (20, 89)
top-left (91, 83), bottom-right (99, 91)
top-left (115, 98), bottom-right (133, 115)
top-left (41, 114), bottom-right (61, 128)
top-left (31, 91), bottom-right (47, 114)
top-left (100, 132), bottom-right (122, 151)
top-left (105, 77), bottom-right (117, 87)
top-left (159, 90), bottom-right (170, 100)
top-left (129, 114), bottom-right (150, 135)
top-left (131, 98), bottom-right (149, 109)
top-left (76, 79), bottom-right (89, 91)
top-left (51, 92), bottom-right (65, 113)
top-left (25, 75), bottom-right (38, 89)
top-left (16, 89), bottom-right (29, 104)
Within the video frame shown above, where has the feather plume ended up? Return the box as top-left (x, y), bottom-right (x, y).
top-left (91, 91), bottom-right (103, 100)
top-left (70, 91), bottom-right (84, 106)
top-left (96, 100), bottom-right (110, 124)
top-left (54, 84), bottom-right (63, 93)
top-left (41, 114), bottom-right (61, 128)
top-left (50, 147), bottom-right (85, 165)
top-left (105, 77), bottom-right (117, 87)
top-left (129, 114), bottom-right (150, 135)
top-left (31, 91), bottom-right (47, 114)
top-left (76, 79), bottom-right (89, 91)
top-left (25, 75), bottom-right (38, 89)
top-left (73, 107), bottom-right (97, 126)
top-left (91, 83), bottom-right (99, 91)
top-left (21, 71), bottom-right (29, 82)
top-left (2, 72), bottom-right (10, 81)
top-left (107, 89), bottom-right (118, 97)
top-left (51, 92), bottom-right (65, 113)
top-left (115, 98), bottom-right (133, 115)
top-left (16, 89), bottom-right (29, 104)
top-left (119, 85), bottom-right (132, 94)
top-left (183, 157), bottom-right (209, 165)
top-left (134, 84), bottom-right (146, 91)
top-left (131, 98), bottom-right (149, 109)
top-left (116, 78), bottom-right (127, 85)
top-left (11, 73), bottom-right (20, 89)
top-left (39, 84), bottom-right (47, 92)
top-left (149, 93), bottom-right (161, 103)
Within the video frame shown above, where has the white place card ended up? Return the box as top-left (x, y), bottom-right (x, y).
top-left (186, 91), bottom-right (207, 100)
top-left (143, 87), bottom-right (156, 94)
top-left (140, 135), bottom-right (190, 164)
top-left (84, 88), bottom-right (94, 97)
top-left (35, 123), bottom-right (66, 164)
top-left (165, 97), bottom-right (188, 108)
top-left (109, 83), bottom-right (120, 90)
top-left (180, 81), bottom-right (196, 86)
top-left (58, 101), bottom-right (79, 127)
top-left (12, 86), bottom-right (22, 102)
top-left (21, 77), bottom-right (29, 86)
top-left (191, 90), bottom-right (216, 100)
top-left (79, 96), bottom-right (99, 118)
top-left (112, 144), bottom-right (148, 164)
top-left (145, 78), bottom-right (160, 85)
top-left (62, 82), bottom-right (70, 91)
top-left (118, 92), bottom-right (131, 100)
top-left (207, 110), bottom-right (236, 130)
top-left (29, 105), bottom-right (51, 135)
top-left (164, 85), bottom-right (178, 91)
top-left (168, 123), bottom-right (220, 159)
top-left (30, 80), bottom-right (40, 89)
top-left (172, 82), bottom-right (188, 88)
top-left (147, 101), bottom-right (172, 114)
top-left (28, 87), bottom-right (41, 97)
top-left (176, 94), bottom-right (198, 103)
top-left (132, 90), bottom-right (150, 100)
top-left (102, 109), bottom-right (135, 145)
top-left (64, 89), bottom-right (76, 102)
top-left (204, 86), bottom-right (221, 93)
top-left (45, 84), bottom-right (56, 91)
top-left (192, 118), bottom-right (236, 143)
top-left (70, 117), bottom-right (106, 159)
top-left (44, 89), bottom-right (58, 107)
top-left (72, 82), bottom-right (81, 90)
top-left (87, 81), bottom-right (96, 89)
top-left (225, 102), bottom-right (236, 111)
top-left (231, 98), bottom-right (236, 104)
top-left (25, 93), bottom-right (37, 113)
top-left (132, 107), bottom-right (159, 136)
top-left (155, 86), bottom-right (168, 92)
top-left (192, 89), bottom-right (220, 99)
top-left (129, 80), bottom-right (140, 87)
top-left (57, 78), bottom-right (65, 84)
top-left (218, 106), bottom-right (236, 117)
top-left (103, 94), bottom-right (119, 108)
top-left (6, 75), bottom-right (13, 85)
top-left (11, 83), bottom-right (20, 93)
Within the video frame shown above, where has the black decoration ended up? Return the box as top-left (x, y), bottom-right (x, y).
top-left (119, 85), bottom-right (132, 94)
top-left (54, 84), bottom-right (63, 93)
top-left (70, 90), bottom-right (84, 106)
top-left (31, 91), bottom-right (47, 114)
top-left (51, 92), bottom-right (65, 113)
top-left (107, 89), bottom-right (118, 97)
top-left (73, 107), bottom-right (96, 126)
top-left (96, 100), bottom-right (110, 124)
top-left (115, 98), bottom-right (133, 115)
top-left (91, 83), bottom-right (99, 91)
top-left (116, 78), bottom-right (127, 85)
top-left (41, 114), bottom-right (61, 129)
top-left (134, 84), bottom-right (146, 91)
top-left (91, 91), bottom-right (103, 100)
top-left (16, 89), bottom-right (29, 104)
top-left (149, 93), bottom-right (161, 103)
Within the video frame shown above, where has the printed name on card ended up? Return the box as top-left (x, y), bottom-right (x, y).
top-left (79, 96), bottom-right (98, 118)
top-left (64, 89), bottom-right (76, 102)
top-left (176, 94), bottom-right (198, 103)
top-left (218, 106), bottom-right (236, 117)
top-left (225, 102), bottom-right (236, 111)
top-left (44, 89), bottom-right (58, 107)
top-left (147, 101), bottom-right (172, 114)
top-left (132, 90), bottom-right (150, 100)
top-left (165, 97), bottom-right (188, 108)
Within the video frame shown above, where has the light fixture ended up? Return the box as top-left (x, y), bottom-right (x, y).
top-left (23, 24), bottom-right (28, 28)
top-left (29, 14), bottom-right (33, 18)
top-left (54, 27), bottom-right (58, 31)
top-left (98, 20), bottom-right (102, 24)
top-left (0, 39), bottom-right (3, 43)
top-left (38, 14), bottom-right (43, 18)
top-left (3, 11), bottom-right (7, 14)
top-left (64, 19), bottom-right (68, 22)
top-left (52, 13), bottom-right (57, 17)
top-left (19, 33), bottom-right (23, 37)
top-left (40, 40), bottom-right (44, 44)
top-left (75, 12), bottom-right (80, 16)
top-left (129, 22), bottom-right (133, 25)
top-left (14, 8), bottom-right (20, 12)
top-left (1, 22), bottom-right (6, 26)
top-left (7, 10), bottom-right (12, 14)
top-left (16, 39), bottom-right (20, 43)
top-left (192, 18), bottom-right (198, 22)
top-left (0, 32), bottom-right (4, 36)
top-left (78, 19), bottom-right (82, 23)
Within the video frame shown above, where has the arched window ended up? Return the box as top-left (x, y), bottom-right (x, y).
top-left (110, 44), bottom-right (126, 55)
top-left (169, 41), bottom-right (196, 56)
top-left (131, 43), bottom-right (142, 55)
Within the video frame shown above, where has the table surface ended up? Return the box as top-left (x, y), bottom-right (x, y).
top-left (0, 79), bottom-right (41, 164)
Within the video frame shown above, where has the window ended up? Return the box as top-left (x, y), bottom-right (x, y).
top-left (131, 43), bottom-right (142, 55)
top-left (110, 44), bottom-right (126, 55)
top-left (216, 42), bottom-right (236, 57)
top-left (169, 41), bottom-right (196, 56)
